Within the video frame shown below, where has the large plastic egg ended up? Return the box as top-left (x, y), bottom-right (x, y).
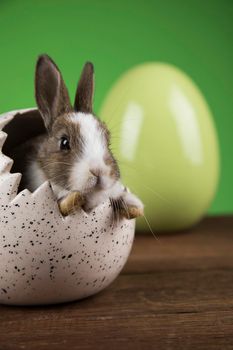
top-left (100, 63), bottom-right (219, 231)
top-left (0, 109), bottom-right (135, 305)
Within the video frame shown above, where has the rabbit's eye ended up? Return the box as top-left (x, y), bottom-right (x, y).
top-left (60, 136), bottom-right (70, 150)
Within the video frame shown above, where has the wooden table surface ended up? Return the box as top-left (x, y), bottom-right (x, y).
top-left (0, 216), bottom-right (233, 350)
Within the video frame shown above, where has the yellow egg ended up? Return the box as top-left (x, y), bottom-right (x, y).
top-left (100, 63), bottom-right (219, 231)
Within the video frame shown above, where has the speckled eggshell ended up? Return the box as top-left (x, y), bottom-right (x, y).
top-left (0, 109), bottom-right (135, 305)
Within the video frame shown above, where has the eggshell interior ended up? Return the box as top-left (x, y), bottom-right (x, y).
top-left (0, 109), bottom-right (135, 305)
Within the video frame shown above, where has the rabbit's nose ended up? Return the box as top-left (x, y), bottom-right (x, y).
top-left (89, 169), bottom-right (100, 187)
top-left (85, 173), bottom-right (98, 192)
top-left (90, 169), bottom-right (104, 187)
top-left (90, 169), bottom-right (100, 177)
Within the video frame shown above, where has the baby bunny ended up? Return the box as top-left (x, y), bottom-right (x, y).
top-left (21, 55), bottom-right (144, 220)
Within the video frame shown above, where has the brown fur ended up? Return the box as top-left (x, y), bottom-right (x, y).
top-left (74, 62), bottom-right (94, 113)
top-left (36, 115), bottom-right (84, 191)
top-left (35, 55), bottom-right (73, 131)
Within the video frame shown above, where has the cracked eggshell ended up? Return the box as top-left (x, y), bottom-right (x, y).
top-left (0, 109), bottom-right (135, 305)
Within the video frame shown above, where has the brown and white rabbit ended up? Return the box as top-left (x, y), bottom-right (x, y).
top-left (15, 55), bottom-right (144, 220)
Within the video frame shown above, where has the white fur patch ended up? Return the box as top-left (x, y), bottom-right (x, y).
top-left (68, 112), bottom-right (113, 192)
top-left (69, 112), bottom-right (106, 161)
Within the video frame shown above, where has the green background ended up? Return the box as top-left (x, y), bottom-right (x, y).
top-left (0, 0), bottom-right (232, 215)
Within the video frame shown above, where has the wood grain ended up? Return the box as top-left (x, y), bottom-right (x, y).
top-left (0, 216), bottom-right (232, 350)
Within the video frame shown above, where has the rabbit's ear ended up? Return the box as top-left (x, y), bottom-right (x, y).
top-left (35, 54), bottom-right (72, 131)
top-left (74, 62), bottom-right (94, 113)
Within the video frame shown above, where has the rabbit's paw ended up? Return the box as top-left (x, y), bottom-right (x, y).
top-left (111, 191), bottom-right (144, 221)
top-left (58, 191), bottom-right (85, 216)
